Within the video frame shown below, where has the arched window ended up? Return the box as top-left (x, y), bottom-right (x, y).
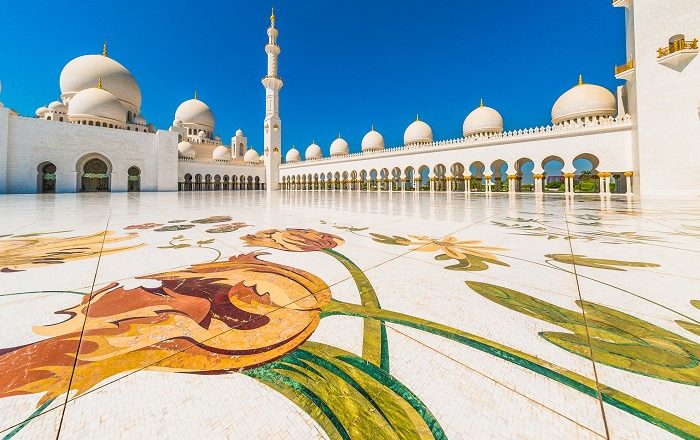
top-left (59, 117), bottom-right (64, 122)
top-left (47, 116), bottom-right (52, 121)
top-left (128, 166), bottom-right (141, 192)
top-left (38, 162), bottom-right (57, 193)
top-left (81, 158), bottom-right (110, 192)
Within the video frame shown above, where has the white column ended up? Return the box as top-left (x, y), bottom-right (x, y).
top-left (508, 175), bottom-right (516, 193)
top-left (625, 172), bottom-right (633, 195)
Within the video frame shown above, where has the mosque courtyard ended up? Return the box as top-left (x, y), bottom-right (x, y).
top-left (0, 191), bottom-right (699, 439)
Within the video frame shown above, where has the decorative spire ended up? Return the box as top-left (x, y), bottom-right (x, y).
top-left (338, 133), bottom-right (341, 139)
top-left (416, 114), bottom-right (420, 121)
top-left (102, 41), bottom-right (108, 57)
top-left (194, 90), bottom-right (198, 100)
top-left (371, 124), bottom-right (375, 131)
top-left (480, 98), bottom-right (484, 108)
top-left (270, 7), bottom-right (276, 28)
top-left (97, 77), bottom-right (103, 89)
top-left (578, 74), bottom-right (584, 86)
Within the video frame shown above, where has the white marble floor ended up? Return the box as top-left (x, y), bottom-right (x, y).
top-left (0, 191), bottom-right (698, 439)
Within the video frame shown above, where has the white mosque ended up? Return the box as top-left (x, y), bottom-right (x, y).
top-left (0, 2), bottom-right (698, 196)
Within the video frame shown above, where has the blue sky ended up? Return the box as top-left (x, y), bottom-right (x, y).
top-left (0, 0), bottom-right (625, 166)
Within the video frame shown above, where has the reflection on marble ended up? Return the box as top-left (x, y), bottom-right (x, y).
top-left (0, 191), bottom-right (699, 439)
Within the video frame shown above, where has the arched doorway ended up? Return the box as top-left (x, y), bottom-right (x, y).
top-left (38, 162), bottom-right (57, 193)
top-left (128, 166), bottom-right (141, 192)
top-left (81, 158), bottom-right (110, 192)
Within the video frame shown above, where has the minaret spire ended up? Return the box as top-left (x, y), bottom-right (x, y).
top-left (262, 7), bottom-right (283, 192)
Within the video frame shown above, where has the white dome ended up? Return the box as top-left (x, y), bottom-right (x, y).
top-left (60, 54), bottom-right (141, 110)
top-left (198, 130), bottom-right (206, 137)
top-left (68, 87), bottom-right (126, 123)
top-left (286, 147), bottom-right (301, 163)
top-left (404, 117), bottom-right (433, 145)
top-left (214, 135), bottom-right (222, 141)
top-left (173, 118), bottom-right (183, 127)
top-left (552, 79), bottom-right (616, 124)
top-left (177, 141), bottom-right (195, 157)
top-left (35, 106), bottom-right (49, 117)
top-left (235, 129), bottom-right (243, 136)
top-left (132, 114), bottom-right (146, 125)
top-left (175, 98), bottom-right (215, 130)
top-left (361, 128), bottom-right (384, 151)
top-left (330, 136), bottom-right (350, 156)
top-left (213, 145), bottom-right (230, 160)
top-left (463, 104), bottom-right (504, 137)
top-left (305, 142), bottom-right (323, 160)
top-left (244, 148), bottom-right (260, 163)
top-left (48, 101), bottom-right (67, 112)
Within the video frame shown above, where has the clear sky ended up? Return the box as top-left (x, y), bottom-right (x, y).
top-left (0, 0), bottom-right (626, 166)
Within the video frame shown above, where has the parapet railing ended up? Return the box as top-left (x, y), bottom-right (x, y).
top-left (281, 114), bottom-right (633, 168)
top-left (178, 157), bottom-right (264, 167)
top-left (658, 38), bottom-right (698, 58)
top-left (615, 59), bottom-right (634, 75)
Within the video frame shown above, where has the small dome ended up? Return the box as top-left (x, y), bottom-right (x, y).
top-left (35, 106), bottom-right (49, 117)
top-left (177, 141), bottom-right (195, 157)
top-left (330, 136), bottom-right (350, 156)
top-left (60, 54), bottom-right (142, 110)
top-left (244, 148), bottom-right (260, 163)
top-left (147, 123), bottom-right (155, 132)
top-left (286, 147), bottom-right (301, 163)
top-left (361, 128), bottom-right (384, 151)
top-left (213, 145), bottom-right (230, 160)
top-left (198, 130), bottom-right (206, 137)
top-left (48, 101), bottom-right (67, 112)
top-left (214, 135), bottom-right (222, 141)
top-left (235, 129), bottom-right (243, 136)
top-left (404, 117), bottom-right (433, 145)
top-left (552, 78), bottom-right (616, 124)
top-left (175, 98), bottom-right (215, 130)
top-left (172, 118), bottom-right (183, 127)
top-left (463, 102), bottom-right (504, 137)
top-left (305, 142), bottom-right (323, 160)
top-left (132, 114), bottom-right (146, 125)
top-left (68, 87), bottom-right (126, 123)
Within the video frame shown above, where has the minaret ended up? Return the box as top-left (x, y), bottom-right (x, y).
top-left (262, 7), bottom-right (282, 192)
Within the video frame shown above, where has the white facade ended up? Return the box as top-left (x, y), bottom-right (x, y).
top-left (0, 4), bottom-right (697, 196)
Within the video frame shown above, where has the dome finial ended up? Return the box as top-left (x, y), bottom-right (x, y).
top-left (578, 74), bottom-right (584, 86)
top-left (338, 132), bottom-right (341, 139)
top-left (194, 90), bottom-right (198, 100)
top-left (480, 98), bottom-right (484, 108)
top-left (416, 114), bottom-right (420, 121)
top-left (371, 124), bottom-right (374, 131)
top-left (97, 77), bottom-right (103, 89)
top-left (270, 7), bottom-right (276, 27)
top-left (102, 40), bottom-right (108, 57)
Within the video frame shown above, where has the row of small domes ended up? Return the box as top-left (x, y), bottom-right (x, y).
top-left (285, 77), bottom-right (616, 162)
top-left (178, 141), bottom-right (261, 163)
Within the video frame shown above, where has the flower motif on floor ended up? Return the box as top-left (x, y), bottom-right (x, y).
top-left (191, 215), bottom-right (233, 224)
top-left (370, 233), bottom-right (509, 271)
top-left (242, 228), bottom-right (344, 252)
top-left (125, 222), bottom-right (163, 230)
top-left (206, 222), bottom-right (251, 234)
top-left (0, 252), bottom-right (330, 405)
top-left (0, 231), bottom-right (142, 272)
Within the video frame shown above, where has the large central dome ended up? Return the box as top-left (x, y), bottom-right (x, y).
top-left (60, 54), bottom-right (142, 111)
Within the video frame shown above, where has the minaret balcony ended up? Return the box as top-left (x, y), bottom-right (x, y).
top-left (612, 0), bottom-right (630, 8)
top-left (614, 59), bottom-right (635, 80)
top-left (657, 37), bottom-right (698, 71)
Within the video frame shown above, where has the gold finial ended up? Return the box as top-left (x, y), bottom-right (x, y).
top-left (371, 124), bottom-right (375, 131)
top-left (194, 90), bottom-right (198, 100)
top-left (578, 74), bottom-right (584, 86)
top-left (270, 7), bottom-right (276, 27)
top-left (480, 98), bottom-right (484, 108)
top-left (97, 77), bottom-right (103, 89)
top-left (338, 133), bottom-right (341, 139)
top-left (102, 41), bottom-right (108, 57)
top-left (416, 114), bottom-right (420, 121)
